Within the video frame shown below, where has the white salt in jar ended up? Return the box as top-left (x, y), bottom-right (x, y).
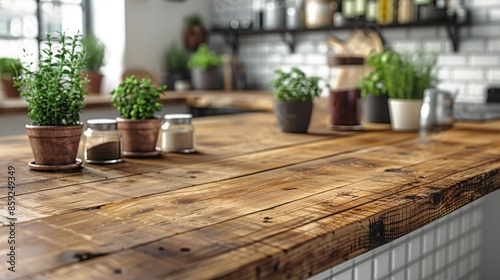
top-left (161, 114), bottom-right (195, 153)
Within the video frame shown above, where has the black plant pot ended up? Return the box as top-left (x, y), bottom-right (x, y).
top-left (274, 101), bottom-right (313, 133)
top-left (364, 93), bottom-right (391, 124)
top-left (165, 72), bottom-right (189, 91)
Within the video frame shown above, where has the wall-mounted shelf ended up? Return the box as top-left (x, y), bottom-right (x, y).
top-left (212, 19), bottom-right (469, 54)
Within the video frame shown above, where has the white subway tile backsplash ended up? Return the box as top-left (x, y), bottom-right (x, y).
top-left (305, 54), bottom-right (326, 65)
top-left (460, 39), bottom-right (487, 52)
top-left (438, 55), bottom-right (467, 66)
top-left (407, 263), bottom-right (420, 280)
top-left (308, 269), bottom-right (331, 280)
top-left (422, 231), bottom-right (435, 255)
top-left (435, 248), bottom-right (447, 271)
top-left (488, 68), bottom-right (500, 81)
top-left (460, 236), bottom-right (471, 257)
top-left (374, 252), bottom-right (390, 279)
top-left (470, 25), bottom-right (500, 38)
top-left (421, 255), bottom-right (434, 278)
top-left (469, 55), bottom-right (500, 66)
top-left (390, 270), bottom-right (405, 280)
top-left (408, 27), bottom-right (438, 39)
top-left (333, 270), bottom-right (352, 280)
top-left (408, 237), bottom-right (421, 262)
top-left (354, 261), bottom-right (372, 280)
top-left (487, 39), bottom-right (500, 51)
top-left (489, 8), bottom-right (500, 21)
top-left (391, 244), bottom-right (406, 271)
top-left (452, 69), bottom-right (485, 81)
top-left (471, 251), bottom-right (481, 270)
top-left (468, 0), bottom-right (500, 8)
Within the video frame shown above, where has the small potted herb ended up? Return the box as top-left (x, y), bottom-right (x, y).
top-left (358, 51), bottom-right (390, 124)
top-left (269, 67), bottom-right (324, 133)
top-left (164, 43), bottom-right (190, 91)
top-left (382, 50), bottom-right (437, 131)
top-left (14, 31), bottom-right (88, 170)
top-left (183, 14), bottom-right (207, 52)
top-left (111, 75), bottom-right (167, 157)
top-left (81, 33), bottom-right (106, 94)
top-left (187, 44), bottom-right (222, 90)
top-left (0, 57), bottom-right (22, 98)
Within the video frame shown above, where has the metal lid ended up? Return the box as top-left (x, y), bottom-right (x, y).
top-left (327, 56), bottom-right (365, 66)
top-left (86, 119), bottom-right (117, 130)
top-left (163, 114), bottom-right (193, 125)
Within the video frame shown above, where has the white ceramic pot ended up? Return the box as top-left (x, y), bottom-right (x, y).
top-left (388, 98), bottom-right (423, 131)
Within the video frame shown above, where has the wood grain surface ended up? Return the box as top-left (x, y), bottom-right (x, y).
top-left (0, 100), bottom-right (499, 279)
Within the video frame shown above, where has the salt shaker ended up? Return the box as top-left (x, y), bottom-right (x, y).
top-left (161, 114), bottom-right (195, 153)
top-left (84, 119), bottom-right (122, 164)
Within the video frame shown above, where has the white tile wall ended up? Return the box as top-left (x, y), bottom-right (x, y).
top-left (307, 199), bottom-right (484, 280)
top-left (211, 1), bottom-right (500, 102)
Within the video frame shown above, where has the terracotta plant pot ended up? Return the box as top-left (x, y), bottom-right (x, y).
top-left (81, 71), bottom-right (103, 94)
top-left (274, 101), bottom-right (313, 133)
top-left (26, 124), bottom-right (83, 165)
top-left (117, 118), bottom-right (162, 155)
top-left (1, 78), bottom-right (20, 98)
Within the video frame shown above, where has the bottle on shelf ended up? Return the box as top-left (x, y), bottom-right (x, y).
top-left (343, 0), bottom-right (356, 20)
top-left (397, 0), bottom-right (414, 23)
top-left (365, 0), bottom-right (378, 22)
top-left (354, 0), bottom-right (366, 19)
top-left (377, 0), bottom-right (394, 25)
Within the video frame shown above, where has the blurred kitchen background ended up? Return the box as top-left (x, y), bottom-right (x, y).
top-left (0, 0), bottom-right (498, 102)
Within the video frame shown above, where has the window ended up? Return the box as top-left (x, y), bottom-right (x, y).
top-left (0, 0), bottom-right (87, 58)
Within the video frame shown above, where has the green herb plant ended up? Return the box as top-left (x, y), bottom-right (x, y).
top-left (0, 57), bottom-right (22, 78)
top-left (185, 14), bottom-right (205, 28)
top-left (269, 67), bottom-right (325, 102)
top-left (111, 75), bottom-right (167, 120)
top-left (14, 31), bottom-right (88, 126)
top-left (82, 34), bottom-right (105, 71)
top-left (187, 44), bottom-right (222, 71)
top-left (358, 49), bottom-right (437, 100)
top-left (382, 49), bottom-right (437, 100)
top-left (357, 51), bottom-right (389, 99)
top-left (165, 43), bottom-right (189, 74)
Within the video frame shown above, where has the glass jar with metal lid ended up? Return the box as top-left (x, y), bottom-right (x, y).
top-left (84, 119), bottom-right (122, 164)
top-left (161, 114), bottom-right (195, 153)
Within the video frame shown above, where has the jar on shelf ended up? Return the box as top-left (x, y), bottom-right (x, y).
top-left (327, 55), bottom-right (365, 130)
top-left (161, 114), bottom-right (195, 153)
top-left (84, 119), bottom-right (122, 164)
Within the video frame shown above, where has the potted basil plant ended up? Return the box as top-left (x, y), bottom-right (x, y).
top-left (111, 75), bottom-right (166, 157)
top-left (14, 31), bottom-right (88, 170)
top-left (187, 44), bottom-right (222, 90)
top-left (0, 57), bottom-right (22, 98)
top-left (81, 33), bottom-right (106, 94)
top-left (269, 67), bottom-right (324, 133)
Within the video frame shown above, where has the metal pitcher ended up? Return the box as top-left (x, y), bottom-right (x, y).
top-left (420, 88), bottom-right (455, 130)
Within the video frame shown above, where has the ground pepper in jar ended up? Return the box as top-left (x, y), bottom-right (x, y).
top-left (84, 119), bottom-right (123, 164)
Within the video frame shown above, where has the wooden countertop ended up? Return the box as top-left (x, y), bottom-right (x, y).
top-left (1, 100), bottom-right (499, 279)
top-left (0, 90), bottom-right (275, 114)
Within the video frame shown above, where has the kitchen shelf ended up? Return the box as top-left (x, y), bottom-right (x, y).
top-left (212, 18), bottom-right (469, 54)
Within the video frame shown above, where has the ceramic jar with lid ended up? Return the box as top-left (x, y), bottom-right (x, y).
top-left (84, 119), bottom-right (122, 164)
top-left (161, 114), bottom-right (195, 153)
